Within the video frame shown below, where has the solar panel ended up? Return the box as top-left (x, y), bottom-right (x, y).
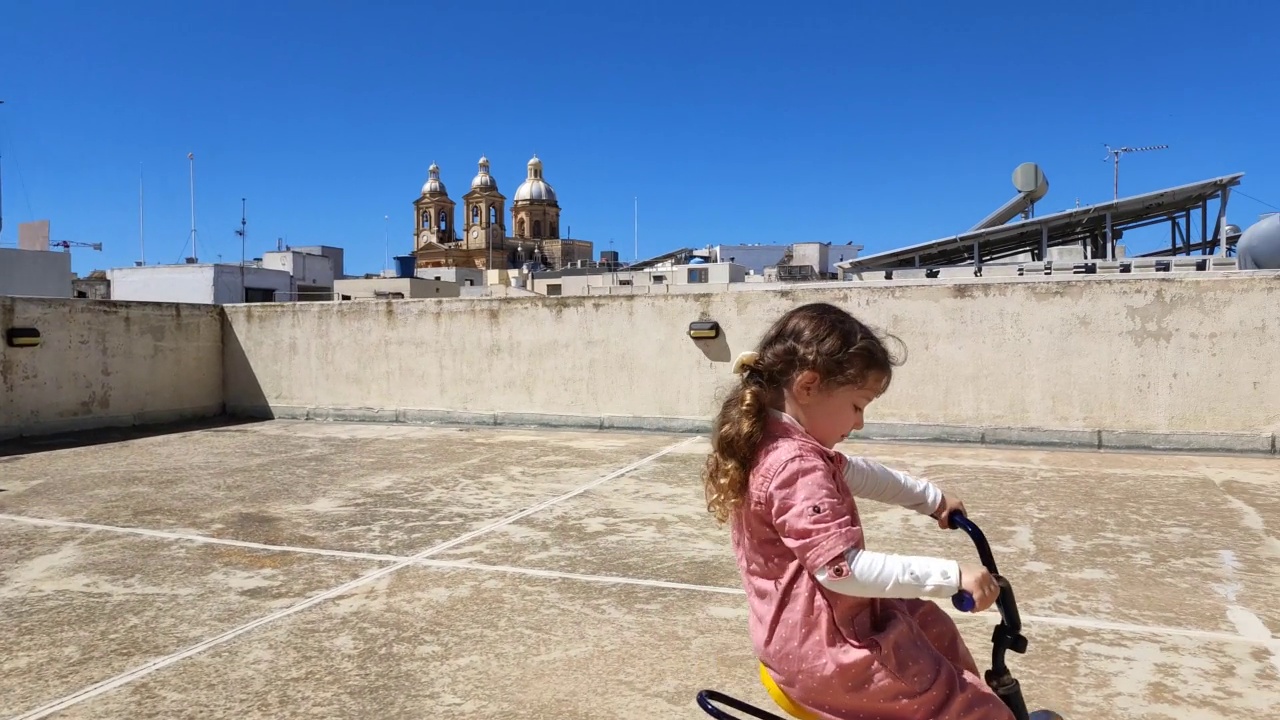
top-left (837, 173), bottom-right (1244, 272)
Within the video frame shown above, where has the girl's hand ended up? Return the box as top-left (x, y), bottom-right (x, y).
top-left (931, 493), bottom-right (967, 529)
top-left (958, 562), bottom-right (1001, 612)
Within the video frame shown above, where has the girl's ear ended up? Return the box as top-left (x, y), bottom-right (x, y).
top-left (792, 370), bottom-right (821, 404)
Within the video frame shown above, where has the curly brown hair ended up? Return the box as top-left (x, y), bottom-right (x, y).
top-left (702, 302), bottom-right (902, 524)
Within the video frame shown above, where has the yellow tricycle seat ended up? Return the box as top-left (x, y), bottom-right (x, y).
top-left (758, 662), bottom-right (819, 720)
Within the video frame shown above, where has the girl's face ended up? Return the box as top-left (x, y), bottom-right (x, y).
top-left (784, 370), bottom-right (885, 449)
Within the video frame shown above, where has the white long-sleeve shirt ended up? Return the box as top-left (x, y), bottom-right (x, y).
top-left (812, 453), bottom-right (962, 600)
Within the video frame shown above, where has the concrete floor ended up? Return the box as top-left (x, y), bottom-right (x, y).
top-left (0, 420), bottom-right (1276, 719)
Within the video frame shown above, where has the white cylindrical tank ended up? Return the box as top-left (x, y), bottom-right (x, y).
top-left (1237, 213), bottom-right (1280, 270)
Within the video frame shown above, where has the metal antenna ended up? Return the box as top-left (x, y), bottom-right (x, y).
top-left (1, 99), bottom-right (6, 243)
top-left (51, 239), bottom-right (103, 253)
top-left (236, 198), bottom-right (246, 298)
top-left (235, 197), bottom-right (246, 257)
top-left (139, 163), bottom-right (145, 265)
top-left (1104, 144), bottom-right (1168, 201)
top-left (187, 152), bottom-right (198, 261)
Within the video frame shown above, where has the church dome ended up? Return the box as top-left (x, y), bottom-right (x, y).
top-left (421, 163), bottom-right (447, 195)
top-left (514, 155), bottom-right (557, 203)
top-left (471, 155), bottom-right (498, 190)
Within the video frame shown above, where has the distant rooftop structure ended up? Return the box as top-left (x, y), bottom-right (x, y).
top-left (0, 246), bottom-right (73, 298)
top-left (837, 173), bottom-right (1244, 273)
top-left (628, 247), bottom-right (701, 270)
top-left (528, 260), bottom-right (748, 296)
top-left (704, 244), bottom-right (789, 275)
top-left (105, 246), bottom-right (340, 304)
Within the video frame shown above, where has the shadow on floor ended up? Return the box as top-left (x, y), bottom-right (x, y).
top-left (0, 415), bottom-right (268, 459)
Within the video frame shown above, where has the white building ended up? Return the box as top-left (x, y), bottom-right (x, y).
top-left (259, 250), bottom-right (336, 300)
top-left (705, 242), bottom-right (860, 277)
top-left (287, 245), bottom-right (345, 278)
top-left (415, 266), bottom-right (485, 287)
top-left (0, 248), bottom-right (73, 298)
top-left (705, 244), bottom-right (788, 274)
top-left (530, 261), bottom-right (747, 296)
top-left (108, 264), bottom-right (298, 304)
top-left (106, 246), bottom-right (339, 305)
top-left (334, 276), bottom-right (461, 299)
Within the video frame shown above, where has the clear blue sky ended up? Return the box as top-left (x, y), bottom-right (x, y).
top-left (2, 0), bottom-right (1278, 276)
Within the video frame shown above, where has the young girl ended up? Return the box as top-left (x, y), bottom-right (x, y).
top-left (703, 302), bottom-right (1012, 720)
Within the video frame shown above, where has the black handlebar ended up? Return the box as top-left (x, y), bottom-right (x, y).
top-left (946, 510), bottom-right (1032, 720)
top-left (948, 510), bottom-right (1000, 611)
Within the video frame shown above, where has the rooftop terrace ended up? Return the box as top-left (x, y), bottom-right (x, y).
top-left (2, 420), bottom-right (1277, 719)
top-left (2, 271), bottom-right (1278, 719)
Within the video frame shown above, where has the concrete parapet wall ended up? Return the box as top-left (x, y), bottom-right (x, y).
top-left (223, 272), bottom-right (1280, 454)
top-left (0, 297), bottom-right (224, 440)
top-left (5, 274), bottom-right (1275, 453)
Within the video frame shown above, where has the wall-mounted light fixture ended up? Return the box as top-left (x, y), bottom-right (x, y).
top-left (5, 328), bottom-right (42, 348)
top-left (688, 321), bottom-right (720, 340)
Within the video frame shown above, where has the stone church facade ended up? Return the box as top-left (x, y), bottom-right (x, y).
top-left (412, 155), bottom-right (593, 271)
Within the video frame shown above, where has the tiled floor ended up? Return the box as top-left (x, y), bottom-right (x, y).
top-left (1, 420), bottom-right (1276, 719)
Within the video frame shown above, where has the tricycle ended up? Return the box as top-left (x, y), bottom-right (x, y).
top-left (695, 511), bottom-right (1064, 720)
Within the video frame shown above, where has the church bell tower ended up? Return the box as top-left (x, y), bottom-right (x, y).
top-left (462, 156), bottom-right (506, 260)
top-left (414, 163), bottom-right (456, 249)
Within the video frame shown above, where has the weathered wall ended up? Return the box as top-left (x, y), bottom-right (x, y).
top-left (0, 248), bottom-right (73, 298)
top-left (223, 272), bottom-right (1280, 452)
top-left (0, 297), bottom-right (224, 440)
top-left (108, 265), bottom-right (217, 304)
top-left (333, 277), bottom-right (461, 299)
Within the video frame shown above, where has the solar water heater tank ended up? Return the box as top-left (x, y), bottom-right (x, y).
top-left (1237, 213), bottom-right (1280, 270)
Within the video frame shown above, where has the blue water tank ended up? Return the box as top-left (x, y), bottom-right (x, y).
top-left (393, 255), bottom-right (416, 278)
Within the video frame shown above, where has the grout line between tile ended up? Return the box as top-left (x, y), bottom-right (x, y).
top-left (4, 436), bottom-right (699, 720)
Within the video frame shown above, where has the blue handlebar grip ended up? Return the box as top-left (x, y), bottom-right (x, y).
top-left (951, 591), bottom-right (975, 612)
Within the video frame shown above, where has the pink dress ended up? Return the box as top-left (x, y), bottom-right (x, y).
top-left (730, 413), bottom-right (1014, 720)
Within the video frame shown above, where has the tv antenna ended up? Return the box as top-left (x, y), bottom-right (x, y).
top-left (1104, 144), bottom-right (1168, 201)
top-left (235, 197), bottom-right (246, 262)
top-left (1, 99), bottom-right (6, 243)
top-left (50, 240), bottom-right (103, 253)
top-left (187, 152), bottom-right (198, 262)
top-left (235, 198), bottom-right (247, 293)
